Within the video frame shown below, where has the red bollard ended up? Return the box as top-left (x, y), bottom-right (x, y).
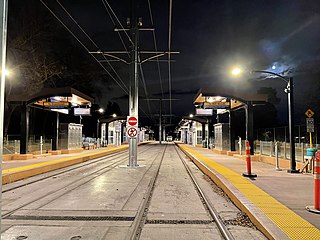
top-left (306, 151), bottom-right (320, 213)
top-left (242, 140), bottom-right (257, 178)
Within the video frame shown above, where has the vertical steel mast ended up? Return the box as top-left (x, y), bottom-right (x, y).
top-left (128, 0), bottom-right (139, 167)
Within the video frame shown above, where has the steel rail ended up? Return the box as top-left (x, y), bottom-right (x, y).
top-left (3, 144), bottom-right (152, 193)
top-left (126, 144), bottom-right (167, 240)
top-left (2, 145), bottom-right (153, 219)
top-left (174, 145), bottom-right (235, 240)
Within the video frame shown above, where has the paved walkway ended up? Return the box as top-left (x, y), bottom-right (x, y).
top-left (178, 144), bottom-right (320, 240)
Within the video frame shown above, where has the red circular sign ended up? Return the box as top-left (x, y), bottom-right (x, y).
top-left (128, 116), bottom-right (138, 126)
top-left (127, 127), bottom-right (138, 138)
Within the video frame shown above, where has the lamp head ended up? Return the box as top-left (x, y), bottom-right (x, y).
top-left (231, 67), bottom-right (242, 76)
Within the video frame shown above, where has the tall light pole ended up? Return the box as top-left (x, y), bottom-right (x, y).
top-left (0, 0), bottom-right (8, 229)
top-left (251, 70), bottom-right (298, 173)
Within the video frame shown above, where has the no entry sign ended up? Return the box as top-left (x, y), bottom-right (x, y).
top-left (127, 116), bottom-right (138, 126)
top-left (127, 127), bottom-right (138, 138)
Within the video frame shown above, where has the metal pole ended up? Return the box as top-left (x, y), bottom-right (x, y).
top-left (40, 136), bottom-right (43, 155)
top-left (284, 127), bottom-right (287, 159)
top-left (275, 141), bottom-right (281, 171)
top-left (287, 77), bottom-right (298, 173)
top-left (159, 99), bottom-right (162, 144)
top-left (96, 119), bottom-right (99, 140)
top-left (259, 140), bottom-right (262, 155)
top-left (0, 0), bottom-right (8, 230)
top-left (14, 140), bottom-right (17, 154)
top-left (128, 0), bottom-right (139, 167)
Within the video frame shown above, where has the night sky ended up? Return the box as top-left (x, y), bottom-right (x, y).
top-left (7, 0), bottom-right (320, 134)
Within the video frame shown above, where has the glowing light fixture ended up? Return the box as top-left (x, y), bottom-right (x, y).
top-left (207, 97), bottom-right (214, 103)
top-left (231, 67), bottom-right (242, 76)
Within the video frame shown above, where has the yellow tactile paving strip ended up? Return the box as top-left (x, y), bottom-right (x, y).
top-left (2, 145), bottom-right (129, 184)
top-left (178, 144), bottom-right (320, 240)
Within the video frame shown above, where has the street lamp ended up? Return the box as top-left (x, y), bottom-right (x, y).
top-left (232, 67), bottom-right (299, 173)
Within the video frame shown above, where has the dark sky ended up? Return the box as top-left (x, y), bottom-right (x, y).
top-left (12, 0), bottom-right (320, 128)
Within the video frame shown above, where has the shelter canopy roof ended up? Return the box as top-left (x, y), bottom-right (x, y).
top-left (193, 88), bottom-right (268, 110)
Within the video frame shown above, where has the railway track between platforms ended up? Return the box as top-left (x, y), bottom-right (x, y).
top-left (127, 144), bottom-right (237, 240)
top-left (1, 144), bottom-right (154, 219)
top-left (1, 143), bottom-right (265, 240)
top-left (2, 144), bottom-right (154, 194)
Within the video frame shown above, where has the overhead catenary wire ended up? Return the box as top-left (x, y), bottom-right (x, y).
top-left (56, 0), bottom-right (129, 93)
top-left (138, 55), bottom-right (153, 118)
top-left (168, 0), bottom-right (173, 124)
top-left (101, 0), bottom-right (133, 45)
top-left (147, 0), bottom-right (164, 99)
top-left (40, 0), bottom-right (129, 95)
top-left (42, 0), bottom-right (153, 122)
top-left (43, 0), bottom-right (161, 122)
top-left (101, 0), bottom-right (154, 122)
top-left (101, 0), bottom-right (130, 58)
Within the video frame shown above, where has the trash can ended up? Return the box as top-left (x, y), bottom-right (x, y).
top-left (306, 148), bottom-right (317, 157)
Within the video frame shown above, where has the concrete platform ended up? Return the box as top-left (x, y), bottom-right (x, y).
top-left (1, 146), bottom-right (129, 184)
top-left (177, 144), bottom-right (320, 240)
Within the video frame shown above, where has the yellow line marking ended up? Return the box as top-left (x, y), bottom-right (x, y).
top-left (178, 144), bottom-right (320, 240)
top-left (3, 146), bottom-right (128, 175)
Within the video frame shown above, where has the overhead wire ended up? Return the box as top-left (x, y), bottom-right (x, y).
top-left (168, 0), bottom-right (173, 124)
top-left (42, 0), bottom-right (156, 122)
top-left (101, 0), bottom-right (130, 58)
top-left (147, 0), bottom-right (164, 99)
top-left (101, 0), bottom-right (154, 122)
top-left (102, 0), bottom-right (153, 118)
top-left (101, 0), bottom-right (133, 45)
top-left (40, 0), bottom-right (129, 95)
top-left (56, 0), bottom-right (129, 93)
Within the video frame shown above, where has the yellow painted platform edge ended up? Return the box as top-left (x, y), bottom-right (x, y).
top-left (177, 143), bottom-right (320, 240)
top-left (2, 146), bottom-right (129, 185)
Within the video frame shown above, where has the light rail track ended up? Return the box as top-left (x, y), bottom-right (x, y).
top-left (2, 144), bottom-right (153, 193)
top-left (1, 143), bottom-right (264, 240)
top-left (2, 144), bottom-right (154, 219)
top-left (127, 144), bottom-right (235, 240)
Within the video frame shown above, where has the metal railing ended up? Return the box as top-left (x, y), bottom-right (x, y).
top-left (3, 136), bottom-right (52, 154)
top-left (235, 139), bottom-right (319, 162)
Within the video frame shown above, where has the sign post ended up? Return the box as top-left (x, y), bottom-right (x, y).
top-left (127, 115), bottom-right (138, 166)
top-left (305, 109), bottom-right (315, 148)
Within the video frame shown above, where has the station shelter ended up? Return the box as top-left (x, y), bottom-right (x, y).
top-left (179, 116), bottom-right (208, 147)
top-left (7, 87), bottom-right (94, 154)
top-left (192, 88), bottom-right (268, 154)
top-left (98, 116), bottom-right (148, 146)
top-left (99, 116), bottom-right (126, 146)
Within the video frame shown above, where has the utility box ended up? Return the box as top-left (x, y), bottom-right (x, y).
top-left (59, 123), bottom-right (83, 150)
top-left (214, 123), bottom-right (230, 151)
